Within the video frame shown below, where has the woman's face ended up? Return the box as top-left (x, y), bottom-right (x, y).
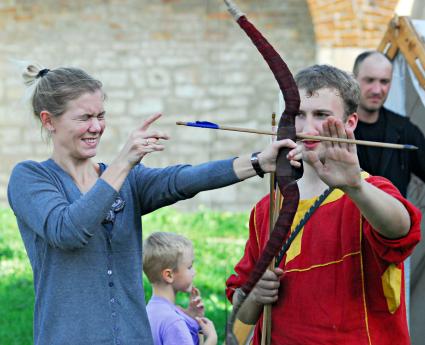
top-left (49, 89), bottom-right (105, 162)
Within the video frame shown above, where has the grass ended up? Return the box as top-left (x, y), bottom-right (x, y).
top-left (0, 207), bottom-right (249, 344)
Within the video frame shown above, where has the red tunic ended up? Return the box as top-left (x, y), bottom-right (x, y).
top-left (226, 175), bottom-right (421, 345)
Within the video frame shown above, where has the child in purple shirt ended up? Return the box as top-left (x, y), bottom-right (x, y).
top-left (144, 232), bottom-right (217, 345)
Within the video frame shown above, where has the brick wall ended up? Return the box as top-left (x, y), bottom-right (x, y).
top-left (307, 0), bottom-right (400, 71)
top-left (0, 0), bottom-right (315, 211)
top-left (307, 0), bottom-right (399, 48)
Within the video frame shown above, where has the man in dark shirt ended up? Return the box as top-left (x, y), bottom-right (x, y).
top-left (353, 51), bottom-right (425, 196)
top-left (353, 51), bottom-right (425, 345)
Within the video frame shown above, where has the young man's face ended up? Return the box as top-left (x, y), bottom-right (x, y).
top-left (355, 54), bottom-right (392, 114)
top-left (296, 87), bottom-right (357, 158)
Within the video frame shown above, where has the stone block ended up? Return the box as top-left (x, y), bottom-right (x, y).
top-left (192, 99), bottom-right (218, 111)
top-left (130, 72), bottom-right (147, 88)
top-left (147, 68), bottom-right (171, 87)
top-left (175, 85), bottom-right (205, 98)
top-left (128, 98), bottom-right (164, 117)
top-left (174, 69), bottom-right (198, 84)
top-left (98, 71), bottom-right (129, 88)
top-left (0, 127), bottom-right (20, 144)
top-left (106, 89), bottom-right (135, 100)
top-left (105, 100), bottom-right (126, 115)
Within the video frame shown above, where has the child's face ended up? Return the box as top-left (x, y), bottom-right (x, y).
top-left (172, 247), bottom-right (195, 293)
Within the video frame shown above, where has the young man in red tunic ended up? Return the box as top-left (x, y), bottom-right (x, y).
top-left (226, 65), bottom-right (421, 345)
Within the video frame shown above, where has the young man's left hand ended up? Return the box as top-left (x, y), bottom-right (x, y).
top-left (303, 116), bottom-right (362, 189)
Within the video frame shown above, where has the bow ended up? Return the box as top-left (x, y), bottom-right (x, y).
top-left (223, 1), bottom-right (303, 344)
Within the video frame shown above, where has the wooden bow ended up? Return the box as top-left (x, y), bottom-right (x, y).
top-left (223, 1), bottom-right (302, 344)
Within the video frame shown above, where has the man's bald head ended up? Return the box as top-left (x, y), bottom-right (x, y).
top-left (353, 51), bottom-right (393, 121)
top-left (353, 51), bottom-right (392, 77)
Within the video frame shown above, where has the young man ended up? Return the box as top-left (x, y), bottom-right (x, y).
top-left (226, 65), bottom-right (421, 345)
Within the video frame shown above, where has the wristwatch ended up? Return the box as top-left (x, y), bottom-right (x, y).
top-left (250, 151), bottom-right (265, 178)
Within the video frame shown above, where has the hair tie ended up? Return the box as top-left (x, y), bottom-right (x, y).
top-left (36, 68), bottom-right (50, 79)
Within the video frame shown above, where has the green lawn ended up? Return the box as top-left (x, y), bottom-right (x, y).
top-left (0, 207), bottom-right (249, 344)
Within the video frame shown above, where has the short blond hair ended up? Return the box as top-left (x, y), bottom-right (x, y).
top-left (143, 232), bottom-right (193, 284)
top-left (295, 64), bottom-right (360, 118)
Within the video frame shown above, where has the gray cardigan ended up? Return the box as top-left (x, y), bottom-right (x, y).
top-left (7, 158), bottom-right (239, 345)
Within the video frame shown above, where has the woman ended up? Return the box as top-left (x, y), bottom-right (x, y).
top-left (7, 64), bottom-right (293, 345)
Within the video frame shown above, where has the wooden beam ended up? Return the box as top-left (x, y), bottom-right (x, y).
top-left (378, 16), bottom-right (425, 90)
top-left (378, 16), bottom-right (400, 59)
top-left (395, 17), bottom-right (425, 90)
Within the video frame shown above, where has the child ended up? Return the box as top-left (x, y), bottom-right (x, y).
top-left (144, 232), bottom-right (218, 345)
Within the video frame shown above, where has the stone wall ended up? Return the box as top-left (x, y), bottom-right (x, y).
top-left (0, 0), bottom-right (316, 211)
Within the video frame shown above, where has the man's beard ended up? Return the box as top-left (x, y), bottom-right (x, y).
top-left (360, 101), bottom-right (382, 113)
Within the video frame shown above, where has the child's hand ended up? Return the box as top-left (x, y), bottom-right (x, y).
top-left (187, 287), bottom-right (205, 318)
top-left (196, 317), bottom-right (218, 345)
